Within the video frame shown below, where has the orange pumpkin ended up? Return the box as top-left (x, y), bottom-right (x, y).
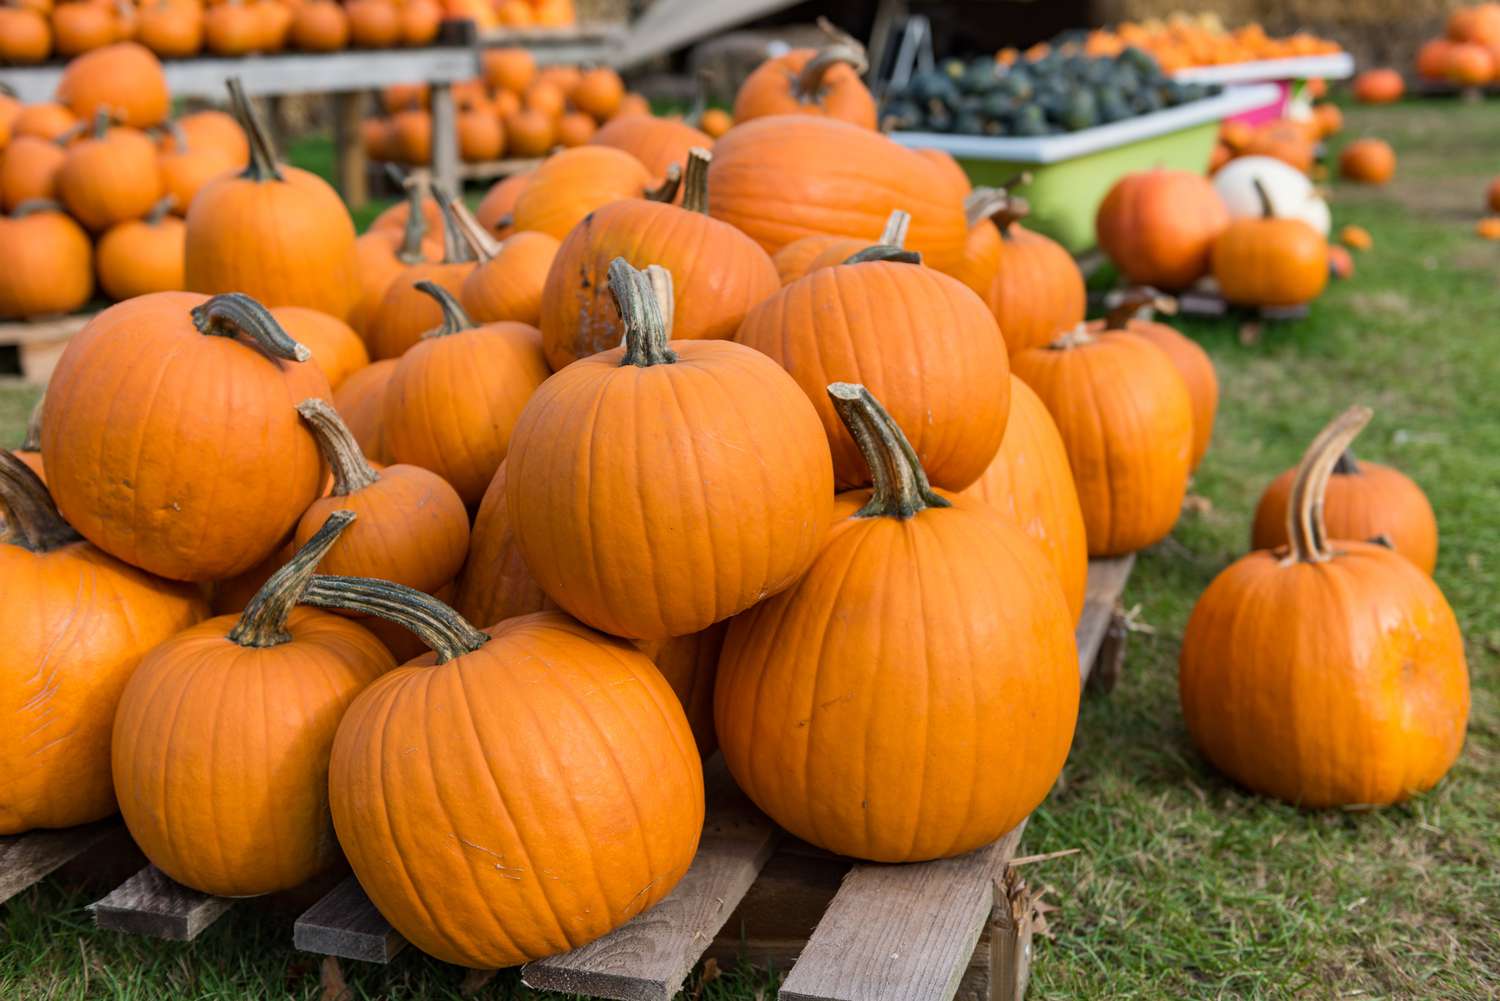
top-left (51, 1), bottom-right (117, 57)
top-left (715, 382), bottom-right (1079, 862)
top-left (968, 190), bottom-right (1087, 355)
top-left (95, 195), bottom-right (185, 300)
top-left (346, 0), bottom-right (398, 46)
top-left (1180, 407), bottom-right (1468, 808)
top-left (42, 292), bottom-right (330, 581)
top-left (0, 8), bottom-right (52, 63)
top-left (367, 194), bottom-right (475, 359)
top-left (13, 102), bottom-right (76, 143)
top-left (270, 306), bottom-right (369, 390)
top-left (452, 460), bottom-right (554, 629)
top-left (57, 112), bottom-right (163, 232)
top-left (1478, 216), bottom-right (1500, 240)
top-left (1352, 68), bottom-right (1404, 104)
top-left (349, 178), bottom-right (443, 337)
top-left (571, 66), bottom-right (625, 121)
top-left (290, 0), bottom-right (348, 50)
top-left (1446, 42), bottom-right (1495, 84)
top-left (1011, 325), bottom-right (1193, 556)
top-left (482, 46), bottom-right (535, 93)
top-left (1241, 120), bottom-right (1316, 173)
top-left (1313, 102), bottom-right (1343, 138)
top-left (1211, 181), bottom-right (1328, 307)
top-left (510, 145), bottom-right (667, 239)
top-left (135, 0), bottom-right (203, 59)
top-left (57, 41), bottom-right (169, 128)
top-left (638, 624), bottom-right (725, 758)
top-left (474, 170), bottom-right (530, 238)
top-left (460, 226), bottom-right (558, 328)
top-left (0, 451), bottom-right (206, 834)
top-left (163, 109), bottom-right (250, 166)
top-left (733, 34), bottom-right (876, 130)
top-left (390, 108), bottom-right (432, 164)
top-left (770, 210), bottom-right (909, 286)
top-left (503, 108), bottom-right (555, 158)
top-left (203, 0), bottom-right (263, 55)
top-left (1096, 168), bottom-right (1230, 289)
top-left (397, 0), bottom-right (439, 45)
top-left (457, 107), bottom-right (504, 162)
top-left (523, 79), bottom-right (566, 120)
top-left (554, 110), bottom-right (596, 147)
top-left (1338, 138), bottom-right (1396, 185)
top-left (0, 200), bottom-right (93, 318)
top-left (333, 357), bottom-right (397, 463)
top-left (1, 135), bottom-right (68, 211)
top-left (698, 106), bottom-right (732, 138)
top-left (589, 114), bottom-right (712, 198)
top-left (915, 147), bottom-right (973, 201)
top-left (507, 260), bottom-right (835, 639)
top-left (156, 121), bottom-right (242, 216)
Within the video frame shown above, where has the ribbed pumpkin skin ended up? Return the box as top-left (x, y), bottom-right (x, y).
top-left (506, 340), bottom-right (834, 640)
top-left (271, 306), bottom-right (369, 390)
top-left (382, 321), bottom-right (549, 506)
top-left (1180, 543), bottom-right (1468, 807)
top-left (1011, 333), bottom-right (1192, 556)
top-left (113, 608), bottom-right (394, 896)
top-left (590, 114), bottom-right (711, 193)
top-left (367, 261), bottom-right (472, 360)
top-left (185, 164), bottom-right (361, 320)
top-left (1250, 461), bottom-right (1438, 574)
top-left (328, 613), bottom-right (704, 969)
top-left (461, 231), bottom-right (559, 327)
top-left (1, 542), bottom-right (205, 833)
top-left (715, 494), bottom-right (1079, 862)
top-left (984, 226), bottom-right (1086, 355)
top-left (1091, 317), bottom-right (1218, 471)
top-left (56, 42), bottom-right (170, 129)
top-left (332, 358), bottom-right (396, 463)
top-left (735, 261), bottom-right (1009, 492)
top-left (453, 461), bottom-right (555, 629)
top-left (772, 234), bottom-right (850, 285)
top-left (638, 623), bottom-right (726, 758)
top-left (511, 146), bottom-right (653, 240)
top-left (1, 136), bottom-right (68, 211)
top-left (707, 117), bottom-right (968, 272)
top-left (962, 376), bottom-right (1088, 624)
top-left (540, 200), bottom-right (780, 371)
top-left (41, 293), bottom-right (331, 581)
top-left (732, 49), bottom-right (877, 129)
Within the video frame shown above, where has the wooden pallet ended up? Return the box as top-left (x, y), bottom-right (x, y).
top-left (1, 556), bottom-right (1135, 1001)
top-left (0, 313), bottom-right (94, 384)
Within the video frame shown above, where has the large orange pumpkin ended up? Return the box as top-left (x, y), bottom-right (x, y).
top-left (968, 190), bottom-right (1087, 355)
top-left (0, 451), bottom-right (206, 834)
top-left (57, 112), bottom-right (163, 232)
top-left (322, 586), bottom-right (703, 969)
top-left (1211, 181), bottom-right (1328, 307)
top-left (186, 79), bottom-right (361, 320)
top-left (56, 41), bottom-right (169, 129)
top-left (715, 383), bottom-right (1079, 862)
top-left (540, 147), bottom-right (780, 371)
top-left (511, 145), bottom-right (672, 239)
top-left (1096, 168), bottom-right (1230, 289)
top-left (95, 195), bottom-right (185, 300)
top-left (0, 200), bottom-right (93, 318)
top-left (732, 33), bottom-right (876, 129)
top-left (112, 513), bottom-right (395, 896)
top-left (1011, 325), bottom-right (1193, 556)
top-left (507, 260), bottom-right (835, 639)
top-left (639, 624), bottom-right (725, 758)
top-left (708, 116), bottom-right (969, 272)
top-left (42, 292), bottom-right (330, 581)
top-left (1180, 407), bottom-right (1468, 808)
top-left (589, 113), bottom-right (712, 198)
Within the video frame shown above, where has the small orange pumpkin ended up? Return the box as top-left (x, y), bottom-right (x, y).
top-left (510, 145), bottom-right (666, 239)
top-left (367, 193), bottom-right (475, 359)
top-left (333, 357), bottom-right (397, 463)
top-left (0, 200), bottom-right (93, 318)
top-left (156, 121), bottom-right (242, 215)
top-left (733, 26), bottom-right (876, 129)
top-left (1338, 138), bottom-right (1396, 185)
top-left (290, 0), bottom-right (348, 50)
top-left (474, 170), bottom-right (530, 238)
top-left (1353, 68), bottom-right (1404, 104)
top-left (453, 460), bottom-right (555, 630)
top-left (56, 41), bottom-right (169, 129)
top-left (13, 102), bottom-right (77, 143)
top-left (482, 46), bottom-right (535, 93)
top-left (1211, 180), bottom-right (1329, 307)
top-left (970, 190), bottom-right (1086, 355)
top-left (0, 7), bottom-right (52, 64)
top-left (1097, 169), bottom-right (1230, 289)
top-left (57, 111), bottom-right (164, 233)
top-left (589, 113), bottom-right (711, 198)
top-left (135, 0), bottom-right (203, 59)
top-left (346, 0), bottom-right (398, 46)
top-left (571, 66), bottom-right (625, 121)
top-left (270, 306), bottom-right (370, 390)
top-left (503, 108), bottom-right (555, 158)
top-left (1, 135), bottom-right (68, 211)
top-left (95, 195), bottom-right (185, 300)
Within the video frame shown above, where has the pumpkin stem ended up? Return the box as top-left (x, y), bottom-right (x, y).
top-left (1251, 177), bottom-right (1275, 219)
top-left (430, 182), bottom-right (475, 264)
top-left (1284, 405), bottom-right (1373, 564)
top-left (392, 171), bottom-right (431, 265)
top-left (0, 450), bottom-right (79, 553)
top-left (1103, 287), bottom-right (1178, 330)
top-left (685, 67), bottom-right (713, 127)
top-left (145, 194), bottom-right (176, 225)
top-left (191, 293), bottom-right (312, 362)
top-left (798, 19), bottom-right (868, 99)
top-left (435, 183), bottom-right (501, 261)
top-left (301, 575), bottom-right (490, 664)
top-left (228, 511), bottom-right (355, 648)
top-left (842, 245), bottom-right (922, 265)
top-left (1046, 322), bottom-right (1096, 350)
top-left (10, 199), bottom-right (66, 219)
top-left (20, 392), bottom-right (44, 452)
top-left (644, 164), bottom-right (682, 203)
top-left (879, 209), bottom-right (911, 247)
top-left (611, 258), bottom-right (676, 367)
top-left (680, 147), bottom-right (712, 214)
top-left (414, 280), bottom-right (475, 338)
top-left (297, 399), bottom-right (380, 495)
top-left (1333, 449), bottom-right (1360, 475)
top-left (226, 77), bottom-right (284, 183)
top-left (86, 106), bottom-right (112, 139)
top-left (967, 187), bottom-right (1032, 236)
top-left (827, 382), bottom-right (949, 519)
top-left (164, 120), bottom-right (189, 153)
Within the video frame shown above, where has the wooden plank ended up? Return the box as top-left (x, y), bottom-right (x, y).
top-left (429, 83), bottom-right (459, 204)
top-left (521, 757), bottom-right (780, 1001)
top-left (332, 91), bottom-right (368, 209)
top-left (778, 824), bottom-right (1026, 1001)
top-left (91, 866), bottom-right (234, 941)
top-left (1076, 555), bottom-right (1135, 680)
top-left (294, 876), bottom-right (406, 963)
top-left (987, 869), bottom-right (1037, 1001)
top-left (0, 822), bottom-right (118, 906)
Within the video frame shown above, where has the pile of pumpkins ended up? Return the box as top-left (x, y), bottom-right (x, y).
top-left (0, 26), bottom-right (1470, 977)
top-left (1210, 100), bottom-right (1396, 190)
top-left (1415, 2), bottom-right (1500, 88)
top-left (0, 42), bottom-right (252, 318)
top-left (1052, 12), bottom-right (1341, 72)
top-left (0, 0), bottom-right (573, 65)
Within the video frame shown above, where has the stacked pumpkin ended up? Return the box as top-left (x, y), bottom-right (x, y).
top-left (0, 42), bottom-right (251, 319)
top-left (1062, 13), bottom-right (1341, 72)
top-left (1415, 3), bottom-right (1500, 88)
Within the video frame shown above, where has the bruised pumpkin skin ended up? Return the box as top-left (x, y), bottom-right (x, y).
top-left (1180, 408), bottom-right (1468, 808)
top-left (715, 384), bottom-right (1078, 862)
top-left (0, 453), bottom-right (206, 834)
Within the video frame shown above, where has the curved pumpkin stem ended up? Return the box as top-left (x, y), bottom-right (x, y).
top-left (828, 382), bottom-right (949, 519)
top-left (145, 194), bottom-right (176, 226)
top-left (20, 392), bottom-right (44, 453)
top-left (1284, 405), bottom-right (1373, 564)
top-left (0, 450), bottom-right (78, 553)
top-left (841, 209), bottom-right (917, 265)
top-left (387, 168), bottom-right (431, 265)
top-left (191, 293), bottom-right (311, 362)
top-left (966, 186), bottom-right (1034, 237)
top-left (612, 258), bottom-right (676, 367)
top-left (433, 181), bottom-right (501, 261)
top-left (798, 18), bottom-right (869, 98)
top-left (226, 76), bottom-right (284, 183)
top-left (1103, 287), bottom-right (1178, 330)
top-left (302, 575), bottom-right (490, 664)
top-left (680, 147), bottom-right (712, 215)
top-left (228, 510), bottom-right (355, 648)
top-left (297, 399), bottom-right (379, 495)
top-left (414, 280), bottom-right (475, 338)
top-left (644, 164), bottom-right (683, 204)
top-left (430, 183), bottom-right (475, 264)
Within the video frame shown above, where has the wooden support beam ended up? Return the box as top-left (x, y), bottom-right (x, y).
top-left (92, 866), bottom-right (233, 941)
top-left (0, 822), bottom-right (117, 905)
top-left (294, 877), bottom-right (405, 963)
top-left (332, 91), bottom-right (368, 210)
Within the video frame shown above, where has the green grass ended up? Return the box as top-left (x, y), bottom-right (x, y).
top-left (3, 99), bottom-right (1498, 999)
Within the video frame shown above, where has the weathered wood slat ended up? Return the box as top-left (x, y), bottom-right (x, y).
top-left (294, 877), bottom-right (406, 963)
top-left (92, 866), bottom-right (233, 941)
top-left (0, 822), bottom-right (117, 905)
top-left (521, 758), bottom-right (780, 1001)
top-left (1076, 555), bottom-right (1135, 678)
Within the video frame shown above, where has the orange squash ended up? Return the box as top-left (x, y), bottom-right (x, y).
top-left (503, 108), bottom-right (555, 158)
top-left (51, 1), bottom-right (117, 57)
top-left (969, 189), bottom-right (1086, 355)
top-left (13, 102), bottom-right (77, 143)
top-left (474, 170), bottom-right (530, 239)
top-left (136, 0), bottom-right (204, 58)
top-left (482, 45), bottom-right (535, 93)
top-left (1096, 169), bottom-right (1230, 289)
top-left (1211, 181), bottom-right (1328, 307)
top-left (95, 195), bottom-right (185, 300)
top-left (56, 41), bottom-right (169, 128)
top-left (1, 136), bottom-right (68, 212)
top-left (0, 200), bottom-right (93, 318)
top-left (349, 179), bottom-right (443, 338)
top-left (57, 112), bottom-right (163, 232)
top-left (638, 624), bottom-right (726, 758)
top-left (1338, 138), bottom-right (1396, 185)
top-left (452, 460), bottom-right (554, 629)
top-left (270, 306), bottom-right (370, 390)
top-left (333, 357), bottom-right (397, 463)
top-left (367, 193), bottom-right (475, 359)
top-left (163, 109), bottom-right (250, 166)
top-left (457, 108), bottom-right (503, 162)
top-left (733, 31), bottom-right (876, 129)
top-left (0, 7), bottom-right (52, 63)
top-left (156, 121), bottom-right (242, 216)
top-left (589, 113), bottom-right (711, 198)
top-left (571, 66), bottom-right (625, 121)
top-left (203, 0), bottom-right (263, 55)
top-left (1353, 68), bottom-right (1404, 103)
top-left (397, 0), bottom-right (439, 45)
top-left (554, 110), bottom-right (596, 147)
top-left (1241, 120), bottom-right (1316, 173)
top-left (511, 145), bottom-right (668, 239)
top-left (771, 210), bottom-right (907, 286)
top-left (346, 0), bottom-right (398, 46)
top-left (458, 222), bottom-right (559, 328)
top-left (290, 0), bottom-right (348, 50)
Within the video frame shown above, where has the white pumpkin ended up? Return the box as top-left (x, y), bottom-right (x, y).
top-left (1213, 155), bottom-right (1331, 236)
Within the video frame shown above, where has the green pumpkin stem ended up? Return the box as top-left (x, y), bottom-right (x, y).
top-left (1284, 405), bottom-right (1373, 564)
top-left (430, 182), bottom-right (475, 264)
top-left (390, 168), bottom-right (430, 265)
top-left (798, 19), bottom-right (868, 99)
top-left (10, 199), bottom-right (66, 219)
top-left (145, 194), bottom-right (177, 225)
top-left (191, 293), bottom-right (311, 362)
top-left (1103, 287), bottom-right (1178, 330)
top-left (644, 164), bottom-right (683, 203)
top-left (841, 209), bottom-right (918, 265)
top-left (20, 393), bottom-right (43, 453)
top-left (1251, 177), bottom-right (1275, 219)
top-left (297, 399), bottom-right (379, 495)
top-left (611, 258), bottom-right (676, 367)
top-left (0, 450), bottom-right (79, 553)
top-left (680, 147), bottom-right (712, 214)
top-left (827, 382), bottom-right (949, 519)
top-left (414, 280), bottom-right (475, 338)
top-left (226, 77), bottom-right (284, 183)
top-left (1333, 449), bottom-right (1360, 475)
top-left (228, 511), bottom-right (355, 648)
top-left (302, 575), bottom-right (490, 664)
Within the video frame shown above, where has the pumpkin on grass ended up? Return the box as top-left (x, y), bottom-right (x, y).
top-left (1353, 68), bottom-right (1404, 104)
top-left (112, 512), bottom-right (395, 896)
top-left (0, 200), bottom-right (93, 318)
top-left (1339, 138), bottom-right (1396, 185)
top-left (0, 451), bottom-right (205, 834)
top-left (736, 246), bottom-right (1009, 492)
top-left (715, 383), bottom-right (1078, 862)
top-left (95, 195), bottom-right (185, 300)
top-left (332, 357), bottom-right (397, 463)
top-left (317, 581), bottom-right (703, 969)
top-left (1180, 407), bottom-right (1468, 808)
top-left (1211, 179), bottom-right (1328, 308)
top-left (382, 281), bottom-right (549, 506)
top-left (541, 147), bottom-right (779, 371)
top-left (56, 41), bottom-right (169, 129)
top-left (1011, 324), bottom-right (1193, 556)
top-left (1096, 168), bottom-right (1229, 290)
top-left (508, 260), bottom-right (834, 639)
top-left (57, 110), bottom-right (163, 232)
top-left (967, 189), bottom-right (1086, 355)
top-left (186, 78), bottom-right (361, 320)
top-left (732, 20), bottom-right (876, 130)
top-left (453, 460), bottom-right (554, 629)
top-left (42, 292), bottom-right (330, 581)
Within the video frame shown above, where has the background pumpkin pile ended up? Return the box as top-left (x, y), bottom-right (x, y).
top-left (0, 26), bottom-right (1471, 977)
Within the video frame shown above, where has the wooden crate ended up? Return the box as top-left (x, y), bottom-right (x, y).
top-left (0, 314), bottom-right (93, 384)
top-left (0, 556), bottom-right (1135, 1001)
